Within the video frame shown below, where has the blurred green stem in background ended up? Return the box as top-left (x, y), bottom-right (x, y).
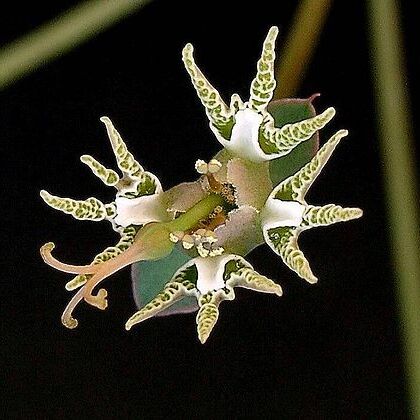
top-left (0, 0), bottom-right (151, 90)
top-left (368, 1), bottom-right (420, 417)
top-left (273, 0), bottom-right (333, 99)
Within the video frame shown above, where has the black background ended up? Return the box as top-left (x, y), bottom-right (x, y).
top-left (1, 1), bottom-right (418, 418)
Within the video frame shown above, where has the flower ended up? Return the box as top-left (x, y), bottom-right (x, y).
top-left (126, 254), bottom-right (281, 343)
top-left (260, 129), bottom-right (363, 283)
top-left (40, 26), bottom-right (362, 343)
top-left (182, 26), bottom-right (336, 163)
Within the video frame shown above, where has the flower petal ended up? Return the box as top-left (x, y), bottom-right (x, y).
top-left (173, 254), bottom-right (252, 294)
top-left (261, 197), bottom-right (305, 229)
top-left (131, 246), bottom-right (198, 317)
top-left (263, 226), bottom-right (318, 284)
top-left (270, 129), bottom-right (348, 203)
top-left (212, 108), bottom-right (267, 161)
top-left (226, 157), bottom-right (272, 209)
top-left (214, 205), bottom-right (264, 255)
top-left (163, 180), bottom-right (207, 216)
top-left (302, 204), bottom-right (363, 227)
top-left (114, 194), bottom-right (168, 227)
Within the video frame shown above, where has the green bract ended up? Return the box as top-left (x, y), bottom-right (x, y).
top-left (40, 27), bottom-right (362, 343)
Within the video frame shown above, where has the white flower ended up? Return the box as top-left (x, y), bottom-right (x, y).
top-left (260, 129), bottom-right (363, 283)
top-left (41, 116), bottom-right (171, 229)
top-left (126, 254), bottom-right (282, 343)
top-left (183, 26), bottom-right (336, 163)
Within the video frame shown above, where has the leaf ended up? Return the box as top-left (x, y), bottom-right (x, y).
top-left (268, 97), bottom-right (320, 185)
top-left (131, 246), bottom-right (198, 317)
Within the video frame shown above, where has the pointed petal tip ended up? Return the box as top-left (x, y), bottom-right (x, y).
top-left (337, 128), bottom-right (349, 138)
top-left (182, 43), bottom-right (194, 56)
top-left (198, 334), bottom-right (207, 344)
top-left (40, 189), bottom-right (50, 199)
top-left (307, 275), bottom-right (318, 284)
top-left (326, 106), bottom-right (336, 117)
top-left (99, 116), bottom-right (110, 123)
top-left (125, 316), bottom-right (136, 331)
top-left (354, 208), bottom-right (363, 218)
top-left (268, 25), bottom-right (279, 37)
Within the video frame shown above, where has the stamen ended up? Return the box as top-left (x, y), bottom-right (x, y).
top-left (182, 234), bottom-right (195, 249)
top-left (169, 231), bottom-right (185, 243)
top-left (195, 159), bottom-right (208, 174)
top-left (195, 158), bottom-right (222, 176)
top-left (207, 159), bottom-right (222, 174)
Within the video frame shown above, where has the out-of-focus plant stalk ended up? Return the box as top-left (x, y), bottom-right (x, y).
top-left (273, 0), bottom-right (333, 99)
top-left (0, 0), bottom-right (152, 90)
top-left (368, 1), bottom-right (420, 417)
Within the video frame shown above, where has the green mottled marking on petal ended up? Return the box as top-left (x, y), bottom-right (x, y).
top-left (100, 116), bottom-right (144, 178)
top-left (302, 204), bottom-right (363, 227)
top-left (267, 226), bottom-right (317, 284)
top-left (172, 263), bottom-right (198, 286)
top-left (259, 107), bottom-right (335, 158)
top-left (267, 98), bottom-right (319, 185)
top-left (229, 267), bottom-right (282, 296)
top-left (273, 129), bottom-right (348, 202)
top-left (249, 26), bottom-right (278, 112)
top-left (126, 279), bottom-right (197, 330)
top-left (196, 302), bottom-right (219, 344)
top-left (80, 155), bottom-right (120, 186)
top-left (131, 246), bottom-right (198, 316)
top-left (120, 172), bottom-right (159, 198)
top-left (182, 43), bottom-right (235, 140)
top-left (66, 226), bottom-right (137, 291)
top-left (223, 258), bottom-right (248, 281)
top-left (40, 190), bottom-right (108, 221)
top-left (196, 288), bottom-right (235, 344)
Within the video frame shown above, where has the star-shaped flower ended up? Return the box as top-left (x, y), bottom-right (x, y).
top-left (261, 129), bottom-right (363, 283)
top-left (126, 254), bottom-right (282, 343)
top-left (182, 26), bottom-right (336, 163)
top-left (39, 26), bottom-right (362, 343)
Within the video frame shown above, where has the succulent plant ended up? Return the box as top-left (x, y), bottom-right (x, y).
top-left (40, 26), bottom-right (362, 343)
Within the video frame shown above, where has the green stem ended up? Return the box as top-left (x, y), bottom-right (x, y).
top-left (368, 1), bottom-right (420, 417)
top-left (166, 193), bottom-right (224, 232)
top-left (273, 0), bottom-right (333, 99)
top-left (0, 0), bottom-right (152, 90)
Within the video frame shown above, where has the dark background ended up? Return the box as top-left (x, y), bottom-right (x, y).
top-left (1, 1), bottom-right (418, 418)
